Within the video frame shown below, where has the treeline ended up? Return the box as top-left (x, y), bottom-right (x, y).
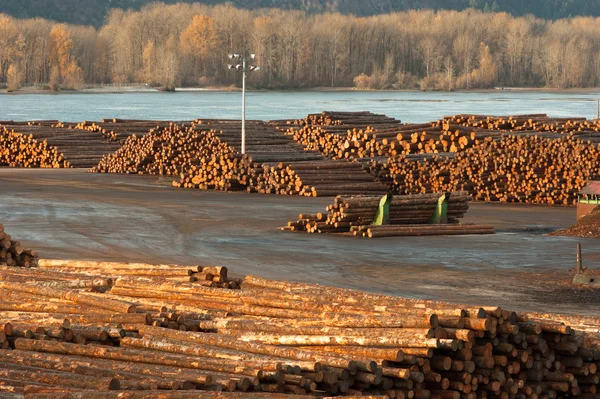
top-left (1, 3), bottom-right (600, 91)
top-left (2, 0), bottom-right (600, 26)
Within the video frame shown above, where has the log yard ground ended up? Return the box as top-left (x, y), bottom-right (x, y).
top-left (2, 168), bottom-right (598, 316)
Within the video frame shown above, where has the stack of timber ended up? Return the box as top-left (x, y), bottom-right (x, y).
top-left (277, 111), bottom-right (514, 161)
top-left (283, 192), bottom-right (494, 237)
top-left (0, 224), bottom-right (38, 268)
top-left (1, 261), bottom-right (600, 398)
top-left (250, 160), bottom-right (388, 197)
top-left (192, 119), bottom-right (387, 196)
top-left (441, 114), bottom-right (600, 135)
top-left (379, 134), bottom-right (600, 205)
top-left (88, 118), bottom-right (386, 196)
top-left (48, 119), bottom-right (194, 143)
top-left (0, 127), bottom-right (69, 168)
top-left (91, 122), bottom-right (254, 191)
top-left (0, 122), bottom-right (122, 168)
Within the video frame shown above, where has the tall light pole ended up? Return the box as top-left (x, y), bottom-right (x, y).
top-left (228, 53), bottom-right (259, 155)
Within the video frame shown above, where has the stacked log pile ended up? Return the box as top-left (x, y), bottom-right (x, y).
top-left (0, 127), bottom-right (69, 168)
top-left (381, 134), bottom-right (600, 205)
top-left (50, 119), bottom-right (193, 143)
top-left (0, 261), bottom-right (599, 398)
top-left (250, 160), bottom-right (388, 197)
top-left (0, 123), bottom-right (121, 168)
top-left (0, 224), bottom-right (38, 268)
top-left (278, 113), bottom-right (600, 203)
top-left (279, 112), bottom-right (600, 163)
top-left (89, 118), bottom-right (386, 196)
top-left (90, 123), bottom-right (253, 192)
top-left (283, 192), bottom-right (494, 237)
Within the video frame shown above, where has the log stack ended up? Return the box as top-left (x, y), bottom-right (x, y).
top-left (191, 119), bottom-right (387, 196)
top-left (0, 123), bottom-right (123, 169)
top-left (89, 118), bottom-right (386, 197)
top-left (0, 127), bottom-right (69, 168)
top-left (283, 192), bottom-right (494, 237)
top-left (250, 160), bottom-right (389, 197)
top-left (0, 261), bottom-right (598, 398)
top-left (0, 224), bottom-right (38, 268)
top-left (91, 123), bottom-right (254, 192)
top-left (381, 134), bottom-right (600, 205)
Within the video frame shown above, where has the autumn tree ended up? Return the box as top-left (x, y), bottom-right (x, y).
top-left (48, 24), bottom-right (84, 89)
top-left (180, 15), bottom-right (217, 84)
top-left (0, 15), bottom-right (18, 83)
top-left (7, 63), bottom-right (22, 91)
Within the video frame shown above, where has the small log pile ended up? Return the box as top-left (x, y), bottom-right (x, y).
top-left (1, 261), bottom-right (599, 398)
top-left (283, 192), bottom-right (494, 237)
top-left (0, 224), bottom-right (38, 268)
top-left (0, 127), bottom-right (69, 168)
top-left (379, 134), bottom-right (600, 205)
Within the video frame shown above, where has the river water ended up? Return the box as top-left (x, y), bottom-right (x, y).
top-left (1, 90), bottom-right (600, 123)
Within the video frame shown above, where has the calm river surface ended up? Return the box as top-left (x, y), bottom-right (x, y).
top-left (1, 90), bottom-right (600, 123)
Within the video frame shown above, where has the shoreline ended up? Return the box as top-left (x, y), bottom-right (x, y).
top-left (2, 86), bottom-right (600, 95)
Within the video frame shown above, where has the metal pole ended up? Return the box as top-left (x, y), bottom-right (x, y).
top-left (597, 99), bottom-right (599, 120)
top-left (241, 57), bottom-right (246, 155)
top-left (576, 243), bottom-right (582, 274)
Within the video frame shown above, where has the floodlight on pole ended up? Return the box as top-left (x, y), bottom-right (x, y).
top-left (226, 53), bottom-right (259, 155)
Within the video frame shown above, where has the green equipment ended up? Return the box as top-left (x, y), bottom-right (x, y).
top-left (430, 192), bottom-right (449, 224)
top-left (372, 193), bottom-right (393, 226)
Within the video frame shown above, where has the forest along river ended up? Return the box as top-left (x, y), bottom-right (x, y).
top-left (1, 90), bottom-right (600, 122)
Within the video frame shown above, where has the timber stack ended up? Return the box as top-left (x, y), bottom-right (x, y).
top-left (283, 192), bottom-right (495, 237)
top-left (250, 160), bottom-right (388, 197)
top-left (0, 224), bottom-right (38, 268)
top-left (0, 127), bottom-right (69, 168)
top-left (193, 119), bottom-right (388, 196)
top-left (90, 122), bottom-right (255, 191)
top-left (0, 122), bottom-right (121, 168)
top-left (380, 134), bottom-right (600, 205)
top-left (0, 261), bottom-right (599, 398)
top-left (49, 119), bottom-right (195, 143)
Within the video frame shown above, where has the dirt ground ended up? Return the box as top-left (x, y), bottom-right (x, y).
top-left (1, 169), bottom-right (599, 316)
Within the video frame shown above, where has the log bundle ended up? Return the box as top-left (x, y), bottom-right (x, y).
top-left (0, 224), bottom-right (38, 268)
top-left (378, 134), bottom-right (600, 205)
top-left (190, 119), bottom-right (388, 196)
top-left (90, 122), bottom-right (250, 192)
top-left (0, 261), bottom-right (599, 398)
top-left (283, 192), bottom-right (494, 237)
top-left (250, 160), bottom-right (389, 197)
top-left (278, 112), bottom-right (600, 163)
top-left (0, 122), bottom-right (123, 169)
top-left (49, 119), bottom-right (196, 143)
top-left (0, 127), bottom-right (69, 168)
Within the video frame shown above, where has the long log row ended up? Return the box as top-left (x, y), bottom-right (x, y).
top-left (87, 118), bottom-right (387, 197)
top-left (0, 123), bottom-right (123, 168)
top-left (0, 261), bottom-right (599, 398)
top-left (47, 119), bottom-right (196, 143)
top-left (376, 134), bottom-right (600, 205)
top-left (0, 127), bottom-right (70, 168)
top-left (283, 192), bottom-right (494, 237)
top-left (276, 113), bottom-right (600, 176)
top-left (442, 114), bottom-right (600, 134)
top-left (0, 224), bottom-right (38, 268)
top-left (274, 111), bottom-right (506, 161)
top-left (192, 119), bottom-right (388, 196)
top-left (250, 160), bottom-right (389, 197)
